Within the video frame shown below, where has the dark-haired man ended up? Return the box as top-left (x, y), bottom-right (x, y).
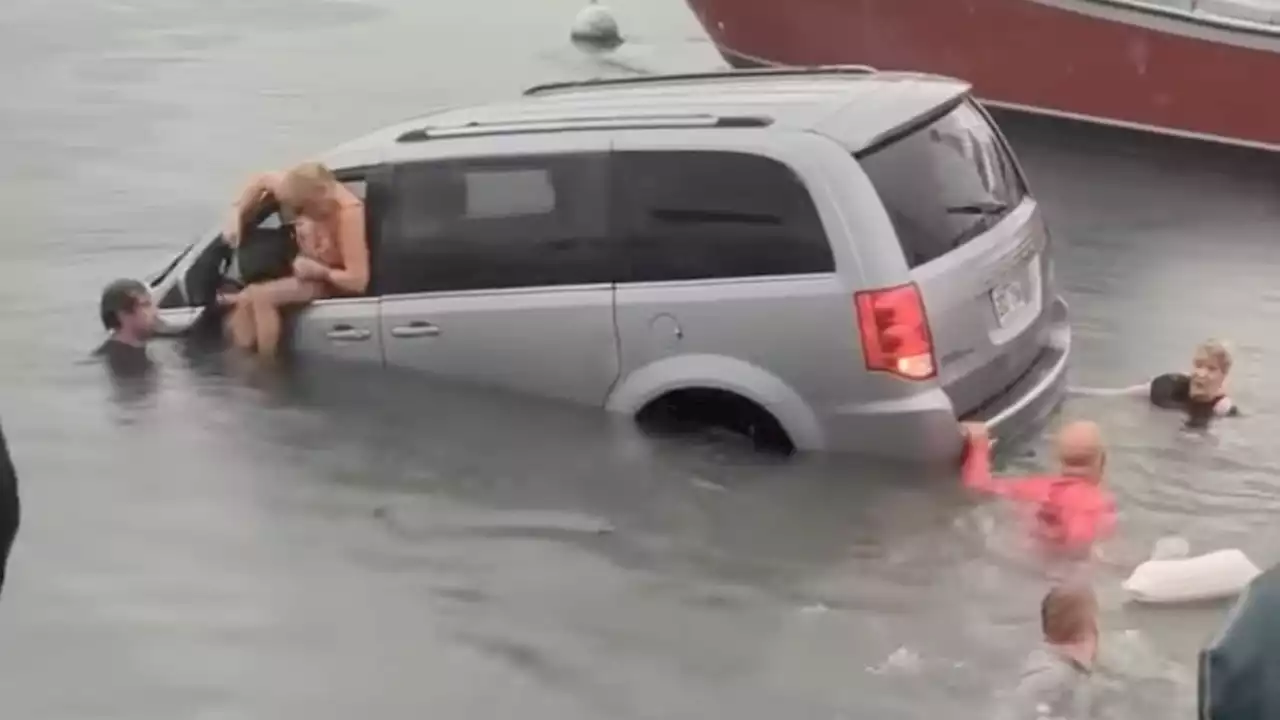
top-left (94, 278), bottom-right (157, 376)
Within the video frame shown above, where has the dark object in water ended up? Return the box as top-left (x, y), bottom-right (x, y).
top-left (0, 422), bottom-right (20, 599)
top-left (1150, 372), bottom-right (1191, 410)
top-left (1149, 372), bottom-right (1221, 429)
top-left (1185, 399), bottom-right (1218, 429)
top-left (1200, 562), bottom-right (1280, 719)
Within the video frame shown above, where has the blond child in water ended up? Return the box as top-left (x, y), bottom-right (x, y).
top-left (1071, 339), bottom-right (1238, 427)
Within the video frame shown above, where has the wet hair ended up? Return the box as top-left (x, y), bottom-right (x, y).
top-left (99, 278), bottom-right (149, 330)
top-left (1041, 583), bottom-right (1097, 644)
top-left (1195, 340), bottom-right (1232, 375)
top-left (277, 161), bottom-right (337, 215)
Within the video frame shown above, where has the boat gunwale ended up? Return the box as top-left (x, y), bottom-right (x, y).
top-left (1034, 0), bottom-right (1280, 39)
top-left (709, 41), bottom-right (1280, 154)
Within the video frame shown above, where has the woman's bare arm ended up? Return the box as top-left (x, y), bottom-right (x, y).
top-left (325, 202), bottom-right (370, 295)
top-left (224, 171), bottom-right (284, 244)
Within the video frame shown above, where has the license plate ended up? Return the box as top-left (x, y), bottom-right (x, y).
top-left (990, 258), bottom-right (1040, 327)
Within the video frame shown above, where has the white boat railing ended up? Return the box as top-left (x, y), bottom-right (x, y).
top-left (1074, 0), bottom-right (1280, 36)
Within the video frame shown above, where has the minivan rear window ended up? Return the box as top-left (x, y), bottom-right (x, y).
top-left (859, 100), bottom-right (1027, 269)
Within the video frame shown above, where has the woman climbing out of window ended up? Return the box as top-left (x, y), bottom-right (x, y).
top-left (219, 161), bottom-right (369, 357)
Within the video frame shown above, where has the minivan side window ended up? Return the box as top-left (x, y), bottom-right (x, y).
top-left (859, 100), bottom-right (1028, 269)
top-left (380, 153), bottom-right (612, 294)
top-left (612, 151), bottom-right (835, 283)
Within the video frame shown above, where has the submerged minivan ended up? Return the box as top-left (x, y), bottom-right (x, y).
top-left (145, 66), bottom-right (1070, 460)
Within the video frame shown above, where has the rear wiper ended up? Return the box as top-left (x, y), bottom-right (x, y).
top-left (946, 201), bottom-right (1009, 215)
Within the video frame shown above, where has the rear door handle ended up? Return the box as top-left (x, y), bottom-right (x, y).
top-left (326, 324), bottom-right (372, 342)
top-left (390, 321), bottom-right (440, 339)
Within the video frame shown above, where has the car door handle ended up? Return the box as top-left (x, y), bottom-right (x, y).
top-left (326, 325), bottom-right (372, 342)
top-left (390, 321), bottom-right (440, 339)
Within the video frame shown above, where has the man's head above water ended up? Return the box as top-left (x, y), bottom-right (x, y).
top-left (99, 278), bottom-right (157, 344)
top-left (1042, 582), bottom-right (1098, 644)
top-left (1041, 581), bottom-right (1100, 669)
top-left (1055, 420), bottom-right (1105, 483)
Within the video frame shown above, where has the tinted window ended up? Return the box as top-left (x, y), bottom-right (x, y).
top-left (381, 154), bottom-right (612, 294)
top-left (860, 100), bottom-right (1028, 269)
top-left (613, 151), bottom-right (834, 282)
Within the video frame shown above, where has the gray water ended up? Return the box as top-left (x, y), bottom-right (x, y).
top-left (3, 0), bottom-right (1280, 717)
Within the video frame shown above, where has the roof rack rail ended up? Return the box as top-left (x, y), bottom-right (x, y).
top-left (395, 113), bottom-right (772, 143)
top-left (523, 65), bottom-right (877, 97)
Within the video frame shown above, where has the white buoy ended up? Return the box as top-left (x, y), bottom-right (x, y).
top-left (571, 1), bottom-right (623, 51)
top-left (1123, 539), bottom-right (1261, 605)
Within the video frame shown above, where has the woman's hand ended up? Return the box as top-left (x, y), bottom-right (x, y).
top-left (292, 256), bottom-right (331, 282)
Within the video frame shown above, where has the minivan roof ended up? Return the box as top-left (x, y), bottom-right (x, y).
top-left (324, 67), bottom-right (972, 164)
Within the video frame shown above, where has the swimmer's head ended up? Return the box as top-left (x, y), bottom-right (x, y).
top-left (1055, 420), bottom-right (1105, 483)
top-left (1189, 339), bottom-right (1231, 402)
top-left (99, 278), bottom-right (157, 341)
top-left (1042, 582), bottom-right (1099, 649)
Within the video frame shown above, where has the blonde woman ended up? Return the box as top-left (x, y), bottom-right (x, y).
top-left (220, 162), bottom-right (369, 357)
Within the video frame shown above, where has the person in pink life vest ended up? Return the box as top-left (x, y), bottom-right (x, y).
top-left (959, 420), bottom-right (1117, 556)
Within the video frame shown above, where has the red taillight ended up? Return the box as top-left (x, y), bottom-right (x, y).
top-left (854, 283), bottom-right (936, 381)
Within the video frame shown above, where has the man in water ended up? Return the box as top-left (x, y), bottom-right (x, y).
top-left (960, 421), bottom-right (1116, 556)
top-left (0, 422), bottom-right (20, 597)
top-left (93, 278), bottom-right (157, 376)
top-left (998, 582), bottom-right (1100, 720)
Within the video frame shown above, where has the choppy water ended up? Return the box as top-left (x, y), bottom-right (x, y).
top-left (2, 0), bottom-right (1280, 717)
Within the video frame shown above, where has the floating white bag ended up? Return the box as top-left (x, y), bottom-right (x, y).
top-left (1123, 540), bottom-right (1261, 604)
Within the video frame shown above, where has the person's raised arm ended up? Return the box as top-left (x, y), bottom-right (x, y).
top-left (223, 172), bottom-right (284, 247)
top-left (325, 202), bottom-right (370, 295)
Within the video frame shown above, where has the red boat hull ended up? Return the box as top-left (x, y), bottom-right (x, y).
top-left (685, 0), bottom-right (1280, 150)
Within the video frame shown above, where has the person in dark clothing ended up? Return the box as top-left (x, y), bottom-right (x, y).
top-left (0, 422), bottom-right (21, 597)
top-left (94, 278), bottom-right (158, 376)
top-left (1070, 339), bottom-right (1239, 428)
top-left (1149, 340), bottom-right (1238, 427)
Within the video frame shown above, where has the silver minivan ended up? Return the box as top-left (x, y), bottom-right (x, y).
top-left (145, 66), bottom-right (1070, 461)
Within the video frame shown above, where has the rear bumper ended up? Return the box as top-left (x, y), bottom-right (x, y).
top-left (964, 295), bottom-right (1071, 440)
top-left (819, 295), bottom-right (1070, 461)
